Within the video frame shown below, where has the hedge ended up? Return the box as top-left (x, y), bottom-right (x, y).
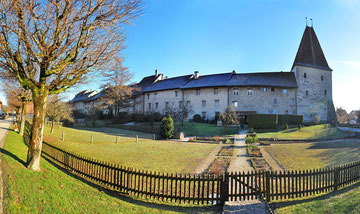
top-left (278, 114), bottom-right (304, 125)
top-left (248, 114), bottom-right (303, 129)
top-left (248, 114), bottom-right (278, 129)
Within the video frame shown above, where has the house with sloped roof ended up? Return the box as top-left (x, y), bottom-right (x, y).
top-left (69, 90), bottom-right (98, 114)
top-left (70, 24), bottom-right (336, 122)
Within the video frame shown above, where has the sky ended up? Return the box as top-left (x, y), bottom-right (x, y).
top-left (1, 0), bottom-right (359, 112)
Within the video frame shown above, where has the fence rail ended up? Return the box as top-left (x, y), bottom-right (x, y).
top-left (24, 121), bottom-right (360, 204)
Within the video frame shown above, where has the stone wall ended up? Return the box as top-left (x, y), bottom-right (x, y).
top-left (293, 65), bottom-right (333, 122)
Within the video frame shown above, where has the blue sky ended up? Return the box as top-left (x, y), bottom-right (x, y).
top-left (1, 0), bottom-right (359, 112)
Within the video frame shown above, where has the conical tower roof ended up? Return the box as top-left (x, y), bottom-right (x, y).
top-left (292, 26), bottom-right (332, 71)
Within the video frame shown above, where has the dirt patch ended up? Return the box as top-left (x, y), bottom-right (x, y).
top-left (207, 157), bottom-right (231, 174)
top-left (218, 146), bottom-right (234, 157)
top-left (250, 158), bottom-right (271, 171)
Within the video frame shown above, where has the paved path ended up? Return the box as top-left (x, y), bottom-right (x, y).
top-left (223, 200), bottom-right (271, 214)
top-left (338, 126), bottom-right (360, 133)
top-left (0, 119), bottom-right (11, 214)
top-left (227, 129), bottom-right (253, 172)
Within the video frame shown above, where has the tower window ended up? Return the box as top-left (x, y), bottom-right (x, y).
top-left (214, 88), bottom-right (218, 95)
top-left (324, 90), bottom-right (327, 95)
top-left (321, 76), bottom-right (324, 81)
top-left (306, 91), bottom-right (309, 96)
top-left (215, 100), bottom-right (219, 107)
top-left (304, 73), bottom-right (307, 78)
top-left (233, 88), bottom-right (239, 95)
top-left (271, 87), bottom-right (275, 92)
top-left (147, 94), bottom-right (150, 99)
top-left (247, 88), bottom-right (253, 96)
top-left (165, 102), bottom-right (169, 108)
top-left (155, 102), bottom-right (158, 108)
top-left (175, 91), bottom-right (178, 97)
top-left (202, 100), bottom-right (206, 107)
top-left (196, 89), bottom-right (200, 95)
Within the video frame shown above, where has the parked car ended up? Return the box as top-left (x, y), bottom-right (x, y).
top-left (0, 113), bottom-right (6, 120)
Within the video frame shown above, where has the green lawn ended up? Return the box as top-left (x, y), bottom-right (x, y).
top-left (175, 122), bottom-right (237, 137)
top-left (274, 183), bottom-right (360, 213)
top-left (44, 126), bottom-right (217, 173)
top-left (257, 124), bottom-right (346, 140)
top-left (264, 138), bottom-right (360, 170)
top-left (1, 131), bottom-right (219, 213)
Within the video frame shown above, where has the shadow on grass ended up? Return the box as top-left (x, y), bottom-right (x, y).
top-left (0, 147), bottom-right (27, 167)
top-left (270, 182), bottom-right (360, 210)
top-left (41, 155), bottom-right (221, 213)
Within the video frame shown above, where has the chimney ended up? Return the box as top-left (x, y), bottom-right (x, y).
top-left (194, 71), bottom-right (199, 79)
top-left (232, 70), bottom-right (236, 74)
top-left (155, 69), bottom-right (158, 76)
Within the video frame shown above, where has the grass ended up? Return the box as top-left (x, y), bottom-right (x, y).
top-left (1, 131), bottom-right (220, 213)
top-left (273, 183), bottom-right (360, 213)
top-left (174, 122), bottom-right (237, 137)
top-left (264, 138), bottom-right (360, 170)
top-left (257, 124), bottom-right (346, 140)
top-left (44, 125), bottom-right (217, 173)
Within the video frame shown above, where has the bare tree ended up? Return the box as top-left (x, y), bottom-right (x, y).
top-left (220, 106), bottom-right (239, 132)
top-left (102, 56), bottom-right (137, 117)
top-left (1, 79), bottom-right (31, 135)
top-left (0, 0), bottom-right (143, 170)
top-left (46, 95), bottom-right (73, 133)
top-left (336, 107), bottom-right (349, 124)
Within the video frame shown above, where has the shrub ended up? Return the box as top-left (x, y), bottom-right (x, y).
top-left (161, 115), bottom-right (174, 139)
top-left (193, 114), bottom-right (202, 123)
top-left (245, 135), bottom-right (258, 144)
top-left (248, 114), bottom-right (278, 129)
top-left (278, 115), bottom-right (304, 125)
top-left (298, 124), bottom-right (302, 130)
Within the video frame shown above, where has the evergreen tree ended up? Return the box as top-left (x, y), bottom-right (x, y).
top-left (161, 115), bottom-right (174, 139)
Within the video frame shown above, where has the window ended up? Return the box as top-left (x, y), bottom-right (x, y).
top-left (215, 100), bottom-right (219, 107)
top-left (179, 101), bottom-right (183, 108)
top-left (324, 90), bottom-right (327, 95)
top-left (202, 111), bottom-right (206, 119)
top-left (283, 88), bottom-right (288, 94)
top-left (147, 94), bottom-right (150, 99)
top-left (290, 99), bottom-right (295, 106)
top-left (186, 101), bottom-right (191, 107)
top-left (214, 88), bottom-right (218, 95)
top-left (154, 93), bottom-right (157, 99)
top-left (175, 91), bottom-right (178, 97)
top-left (306, 91), bottom-right (309, 96)
top-left (233, 101), bottom-right (238, 107)
top-left (321, 76), bottom-right (324, 81)
top-left (247, 88), bottom-right (253, 96)
top-left (271, 87), bottom-right (275, 92)
top-left (273, 98), bottom-right (278, 104)
top-left (285, 110), bottom-right (289, 115)
top-left (165, 102), bottom-right (169, 108)
top-left (304, 73), bottom-right (307, 78)
top-left (155, 102), bottom-right (158, 109)
top-left (196, 89), bottom-right (200, 95)
top-left (148, 103), bottom-right (151, 109)
top-left (202, 100), bottom-right (206, 107)
top-left (263, 87), bottom-right (267, 92)
top-left (233, 88), bottom-right (239, 95)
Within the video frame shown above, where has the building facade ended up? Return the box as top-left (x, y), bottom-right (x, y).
top-left (70, 25), bottom-right (336, 122)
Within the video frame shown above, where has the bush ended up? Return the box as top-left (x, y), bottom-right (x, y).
top-left (248, 114), bottom-right (278, 129)
top-left (245, 135), bottom-right (258, 144)
top-left (278, 115), bottom-right (304, 125)
top-left (193, 114), bottom-right (202, 123)
top-left (161, 115), bottom-right (174, 139)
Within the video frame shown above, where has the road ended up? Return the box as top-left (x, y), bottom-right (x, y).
top-left (0, 118), bottom-right (11, 214)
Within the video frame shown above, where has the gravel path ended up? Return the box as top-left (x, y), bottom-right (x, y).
top-left (227, 129), bottom-right (253, 172)
top-left (0, 119), bottom-right (11, 214)
top-left (223, 200), bottom-right (271, 214)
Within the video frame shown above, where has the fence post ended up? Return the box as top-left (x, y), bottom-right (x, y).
top-left (62, 131), bottom-right (65, 142)
top-left (153, 134), bottom-right (155, 141)
top-left (220, 172), bottom-right (229, 205)
top-left (334, 167), bottom-right (340, 191)
top-left (91, 134), bottom-right (93, 144)
top-left (136, 135), bottom-right (138, 143)
top-left (116, 136), bottom-right (118, 144)
top-left (265, 171), bottom-right (271, 202)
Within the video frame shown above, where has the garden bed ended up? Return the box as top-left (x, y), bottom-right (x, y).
top-left (206, 157), bottom-right (231, 174)
top-left (217, 146), bottom-right (234, 157)
top-left (250, 158), bottom-right (271, 171)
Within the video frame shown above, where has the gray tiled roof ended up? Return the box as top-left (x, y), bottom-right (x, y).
top-left (228, 72), bottom-right (298, 88)
top-left (143, 75), bottom-right (192, 92)
top-left (69, 90), bottom-right (98, 103)
top-left (180, 73), bottom-right (232, 89)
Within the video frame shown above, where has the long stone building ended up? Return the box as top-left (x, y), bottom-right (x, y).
top-left (71, 25), bottom-right (336, 122)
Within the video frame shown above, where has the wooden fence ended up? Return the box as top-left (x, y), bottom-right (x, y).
top-left (24, 122), bottom-right (360, 204)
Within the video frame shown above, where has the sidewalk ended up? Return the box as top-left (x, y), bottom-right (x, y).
top-left (227, 129), bottom-right (253, 172)
top-left (0, 119), bottom-right (11, 214)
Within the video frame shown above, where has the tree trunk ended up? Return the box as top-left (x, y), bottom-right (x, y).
top-left (15, 108), bottom-right (20, 121)
top-left (19, 103), bottom-right (27, 136)
top-left (27, 90), bottom-right (49, 171)
top-left (50, 120), bottom-right (54, 133)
